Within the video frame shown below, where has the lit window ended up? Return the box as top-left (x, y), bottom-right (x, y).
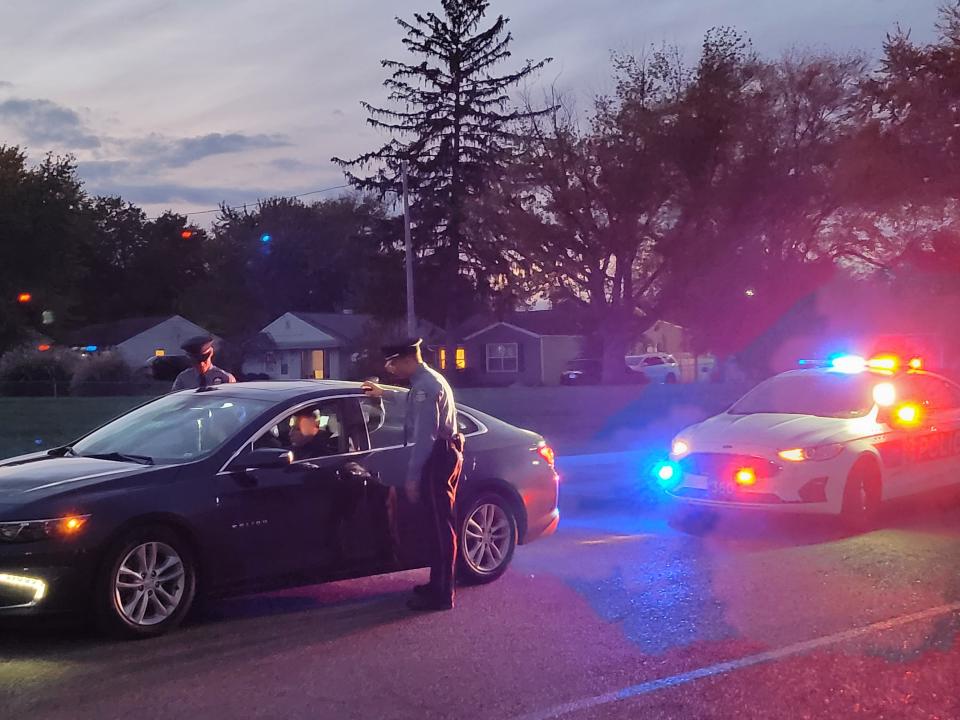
top-left (455, 347), bottom-right (466, 370)
top-left (154, 349), bottom-right (166, 357)
top-left (439, 348), bottom-right (447, 370)
top-left (486, 343), bottom-right (518, 373)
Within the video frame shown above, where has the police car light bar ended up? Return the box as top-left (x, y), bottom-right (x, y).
top-left (830, 354), bottom-right (866, 373)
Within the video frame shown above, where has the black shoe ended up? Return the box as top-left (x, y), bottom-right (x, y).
top-left (407, 594), bottom-right (454, 612)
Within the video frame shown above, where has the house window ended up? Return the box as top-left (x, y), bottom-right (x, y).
top-left (486, 343), bottom-right (518, 373)
top-left (439, 347), bottom-right (467, 371)
top-left (154, 349), bottom-right (165, 357)
top-left (265, 352), bottom-right (277, 371)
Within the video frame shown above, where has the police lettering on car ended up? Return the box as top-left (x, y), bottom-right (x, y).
top-left (171, 335), bottom-right (236, 392)
top-left (362, 339), bottom-right (464, 611)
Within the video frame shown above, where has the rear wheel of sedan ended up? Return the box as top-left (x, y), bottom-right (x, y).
top-left (95, 525), bottom-right (197, 639)
top-left (458, 494), bottom-right (518, 585)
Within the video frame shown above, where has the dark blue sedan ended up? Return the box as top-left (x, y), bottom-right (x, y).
top-left (0, 381), bottom-right (559, 637)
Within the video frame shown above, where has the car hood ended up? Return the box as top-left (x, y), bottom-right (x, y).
top-left (0, 454), bottom-right (153, 499)
top-left (681, 412), bottom-right (866, 452)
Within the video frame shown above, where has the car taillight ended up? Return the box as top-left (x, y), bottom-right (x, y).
top-left (536, 441), bottom-right (555, 468)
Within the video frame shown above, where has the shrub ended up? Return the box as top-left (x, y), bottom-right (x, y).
top-left (70, 352), bottom-right (135, 396)
top-left (0, 348), bottom-right (75, 396)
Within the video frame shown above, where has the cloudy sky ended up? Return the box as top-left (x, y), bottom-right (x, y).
top-left (0, 0), bottom-right (942, 220)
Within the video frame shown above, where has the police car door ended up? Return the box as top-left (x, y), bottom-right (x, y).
top-left (892, 375), bottom-right (960, 497)
top-left (915, 376), bottom-right (960, 492)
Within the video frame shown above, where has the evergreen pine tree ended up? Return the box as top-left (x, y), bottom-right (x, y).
top-left (333, 0), bottom-right (551, 336)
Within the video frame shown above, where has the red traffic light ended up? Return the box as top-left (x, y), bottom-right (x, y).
top-left (180, 230), bottom-right (194, 240)
top-left (17, 292), bottom-right (32, 304)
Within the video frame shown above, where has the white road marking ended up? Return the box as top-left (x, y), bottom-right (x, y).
top-left (513, 601), bottom-right (960, 720)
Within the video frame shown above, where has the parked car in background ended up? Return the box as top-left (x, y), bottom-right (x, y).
top-left (626, 353), bottom-right (680, 384)
top-left (561, 358), bottom-right (647, 386)
top-left (561, 358), bottom-right (601, 385)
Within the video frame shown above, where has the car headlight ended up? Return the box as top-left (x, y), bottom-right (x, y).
top-left (0, 515), bottom-right (90, 543)
top-left (671, 439), bottom-right (691, 459)
top-left (778, 444), bottom-right (844, 462)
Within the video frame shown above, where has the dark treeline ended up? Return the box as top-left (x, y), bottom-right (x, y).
top-left (2, 1), bottom-right (960, 378)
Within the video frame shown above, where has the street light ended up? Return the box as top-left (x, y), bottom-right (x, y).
top-left (17, 292), bottom-right (32, 304)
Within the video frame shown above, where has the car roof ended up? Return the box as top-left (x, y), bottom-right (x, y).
top-left (169, 380), bottom-right (392, 402)
top-left (778, 367), bottom-right (952, 382)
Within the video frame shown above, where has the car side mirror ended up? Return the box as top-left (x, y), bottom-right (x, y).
top-left (876, 407), bottom-right (892, 427)
top-left (228, 447), bottom-right (293, 472)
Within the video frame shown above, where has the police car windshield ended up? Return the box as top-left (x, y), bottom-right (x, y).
top-left (72, 394), bottom-right (274, 465)
top-left (729, 372), bottom-right (876, 419)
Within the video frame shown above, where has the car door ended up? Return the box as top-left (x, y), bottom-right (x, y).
top-left (912, 376), bottom-right (960, 492)
top-left (643, 356), bottom-right (666, 382)
top-left (215, 397), bottom-right (374, 584)
top-left (355, 392), bottom-right (435, 571)
top-left (885, 375), bottom-right (960, 498)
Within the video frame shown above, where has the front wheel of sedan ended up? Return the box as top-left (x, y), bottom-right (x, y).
top-left (458, 494), bottom-right (518, 585)
top-left (95, 525), bottom-right (197, 639)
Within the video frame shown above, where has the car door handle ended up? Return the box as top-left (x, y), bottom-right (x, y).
top-left (231, 471), bottom-right (259, 488)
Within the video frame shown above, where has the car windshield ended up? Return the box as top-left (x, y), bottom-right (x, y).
top-left (71, 394), bottom-right (275, 465)
top-left (728, 372), bottom-right (876, 419)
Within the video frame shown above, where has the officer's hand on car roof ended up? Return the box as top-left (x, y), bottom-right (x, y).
top-left (362, 381), bottom-right (385, 398)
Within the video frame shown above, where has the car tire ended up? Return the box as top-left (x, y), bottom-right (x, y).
top-left (840, 458), bottom-right (882, 532)
top-left (94, 524), bottom-right (197, 639)
top-left (665, 373), bottom-right (678, 384)
top-left (457, 493), bottom-right (518, 585)
top-left (669, 506), bottom-right (718, 534)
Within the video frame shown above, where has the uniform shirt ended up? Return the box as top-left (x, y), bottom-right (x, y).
top-left (402, 363), bottom-right (457, 485)
top-left (171, 366), bottom-right (236, 392)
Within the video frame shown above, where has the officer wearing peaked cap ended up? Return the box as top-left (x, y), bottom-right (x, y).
top-left (172, 335), bottom-right (236, 391)
top-left (362, 339), bottom-right (463, 611)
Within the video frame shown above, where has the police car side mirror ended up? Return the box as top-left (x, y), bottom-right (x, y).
top-left (876, 407), bottom-right (893, 427)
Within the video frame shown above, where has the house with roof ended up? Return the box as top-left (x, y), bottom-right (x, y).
top-left (242, 311), bottom-right (447, 381)
top-left (62, 315), bottom-right (215, 369)
top-left (241, 312), bottom-right (373, 380)
top-left (457, 310), bottom-right (586, 386)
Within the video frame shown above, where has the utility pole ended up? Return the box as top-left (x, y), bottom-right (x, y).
top-left (402, 160), bottom-right (416, 338)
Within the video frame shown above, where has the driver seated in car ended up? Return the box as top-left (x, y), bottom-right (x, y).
top-left (289, 410), bottom-right (338, 460)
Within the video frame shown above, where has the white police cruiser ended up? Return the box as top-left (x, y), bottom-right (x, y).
top-left (658, 354), bottom-right (960, 528)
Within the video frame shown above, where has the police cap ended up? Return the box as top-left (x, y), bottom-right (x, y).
top-left (181, 334), bottom-right (215, 360)
top-left (381, 338), bottom-right (422, 361)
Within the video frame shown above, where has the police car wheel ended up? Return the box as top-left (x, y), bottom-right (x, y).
top-left (458, 494), bottom-right (518, 585)
top-left (94, 525), bottom-right (197, 639)
top-left (840, 458), bottom-right (881, 532)
top-left (669, 506), bottom-right (718, 534)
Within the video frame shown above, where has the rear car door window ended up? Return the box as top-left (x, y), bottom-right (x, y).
top-left (361, 393), bottom-right (407, 449)
top-left (644, 357), bottom-right (665, 366)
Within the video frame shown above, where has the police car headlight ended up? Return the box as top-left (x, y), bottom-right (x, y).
top-left (778, 444), bottom-right (844, 462)
top-left (671, 439), bottom-right (691, 459)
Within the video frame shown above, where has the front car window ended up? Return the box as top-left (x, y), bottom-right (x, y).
top-left (254, 399), bottom-right (364, 460)
top-left (73, 394), bottom-right (274, 464)
top-left (729, 372), bottom-right (876, 419)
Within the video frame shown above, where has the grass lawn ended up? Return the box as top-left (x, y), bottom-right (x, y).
top-left (0, 396), bottom-right (155, 459)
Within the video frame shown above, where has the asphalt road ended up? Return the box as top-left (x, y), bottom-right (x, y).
top-left (3, 480), bottom-right (960, 719)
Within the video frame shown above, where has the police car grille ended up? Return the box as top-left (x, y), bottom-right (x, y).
top-left (681, 453), bottom-right (780, 478)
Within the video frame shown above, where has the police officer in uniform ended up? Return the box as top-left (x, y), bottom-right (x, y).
top-left (172, 335), bottom-right (236, 391)
top-left (363, 339), bottom-right (464, 611)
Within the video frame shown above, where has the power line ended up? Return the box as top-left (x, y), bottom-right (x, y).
top-left (146, 182), bottom-right (352, 221)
